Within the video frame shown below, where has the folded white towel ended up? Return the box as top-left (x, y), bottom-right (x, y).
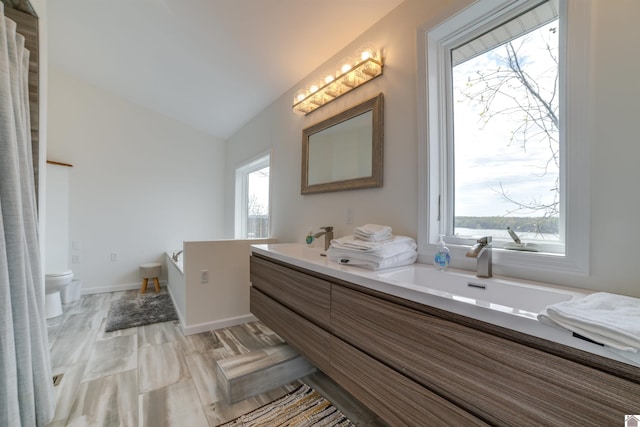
top-left (353, 224), bottom-right (393, 242)
top-left (538, 292), bottom-right (640, 352)
top-left (327, 249), bottom-right (417, 271)
top-left (328, 245), bottom-right (417, 263)
top-left (354, 224), bottom-right (392, 236)
top-left (538, 310), bottom-right (638, 351)
top-left (331, 235), bottom-right (416, 255)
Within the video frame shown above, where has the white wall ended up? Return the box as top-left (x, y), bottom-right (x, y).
top-left (225, 0), bottom-right (460, 243)
top-left (181, 238), bottom-right (275, 334)
top-left (45, 163), bottom-right (70, 273)
top-left (226, 0), bottom-right (640, 298)
top-left (47, 68), bottom-right (226, 292)
top-left (586, 0), bottom-right (640, 297)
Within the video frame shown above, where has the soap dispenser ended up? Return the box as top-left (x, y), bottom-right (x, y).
top-left (434, 234), bottom-right (450, 270)
top-left (305, 229), bottom-right (314, 247)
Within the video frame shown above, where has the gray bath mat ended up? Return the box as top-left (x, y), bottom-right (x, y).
top-left (105, 293), bottom-right (178, 332)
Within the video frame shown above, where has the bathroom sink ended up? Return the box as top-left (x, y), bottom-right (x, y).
top-left (378, 265), bottom-right (580, 315)
top-left (255, 243), bottom-right (326, 261)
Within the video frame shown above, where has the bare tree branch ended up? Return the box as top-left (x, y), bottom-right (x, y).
top-left (457, 24), bottom-right (559, 225)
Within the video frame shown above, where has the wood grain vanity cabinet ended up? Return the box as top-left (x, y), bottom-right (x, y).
top-left (250, 255), bottom-right (330, 329)
top-left (249, 254), bottom-right (640, 426)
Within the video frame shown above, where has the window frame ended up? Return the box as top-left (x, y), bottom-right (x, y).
top-left (234, 151), bottom-right (272, 239)
top-left (417, 0), bottom-right (591, 280)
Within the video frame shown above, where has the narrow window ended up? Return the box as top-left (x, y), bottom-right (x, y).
top-left (451, 2), bottom-right (561, 250)
top-left (235, 153), bottom-right (271, 239)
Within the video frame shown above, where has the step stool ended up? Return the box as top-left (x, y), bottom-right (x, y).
top-left (216, 343), bottom-right (316, 404)
top-left (139, 262), bottom-right (161, 294)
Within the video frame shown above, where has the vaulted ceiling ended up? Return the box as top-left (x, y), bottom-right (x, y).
top-left (48, 0), bottom-right (405, 140)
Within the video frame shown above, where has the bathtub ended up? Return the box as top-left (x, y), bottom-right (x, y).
top-left (166, 251), bottom-right (185, 323)
top-left (166, 238), bottom-right (276, 335)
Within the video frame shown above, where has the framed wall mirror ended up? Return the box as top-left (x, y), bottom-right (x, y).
top-left (301, 93), bottom-right (383, 194)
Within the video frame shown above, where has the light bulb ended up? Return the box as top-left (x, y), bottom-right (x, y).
top-left (341, 63), bottom-right (351, 74)
top-left (357, 44), bottom-right (378, 63)
top-left (309, 85), bottom-right (318, 93)
top-left (294, 89), bottom-right (306, 104)
top-left (324, 75), bottom-right (334, 84)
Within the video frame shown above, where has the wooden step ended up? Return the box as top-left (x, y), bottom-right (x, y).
top-left (216, 343), bottom-right (316, 404)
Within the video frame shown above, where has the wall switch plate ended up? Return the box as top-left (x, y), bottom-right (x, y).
top-left (72, 240), bottom-right (81, 251)
top-left (110, 252), bottom-right (118, 262)
top-left (346, 208), bottom-right (354, 224)
top-left (72, 254), bottom-right (80, 264)
top-left (200, 269), bottom-right (209, 284)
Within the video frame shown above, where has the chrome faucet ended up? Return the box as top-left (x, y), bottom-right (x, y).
top-left (172, 250), bottom-right (183, 262)
top-left (466, 236), bottom-right (492, 278)
top-left (313, 226), bottom-right (334, 251)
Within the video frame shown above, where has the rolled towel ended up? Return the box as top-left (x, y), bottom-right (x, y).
top-left (538, 292), bottom-right (640, 352)
top-left (354, 224), bottom-right (393, 242)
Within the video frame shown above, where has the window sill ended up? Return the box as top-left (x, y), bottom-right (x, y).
top-left (418, 242), bottom-right (588, 286)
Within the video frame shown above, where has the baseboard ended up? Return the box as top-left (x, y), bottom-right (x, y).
top-left (166, 286), bottom-right (187, 329)
top-left (81, 280), bottom-right (168, 295)
top-left (180, 314), bottom-right (259, 336)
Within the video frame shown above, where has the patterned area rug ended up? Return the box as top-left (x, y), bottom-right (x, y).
top-left (219, 384), bottom-right (355, 427)
top-left (104, 293), bottom-right (178, 332)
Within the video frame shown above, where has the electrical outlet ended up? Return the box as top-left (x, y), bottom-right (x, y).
top-left (110, 252), bottom-right (118, 262)
top-left (72, 254), bottom-right (80, 264)
top-left (346, 208), bottom-right (354, 224)
top-left (200, 269), bottom-right (209, 284)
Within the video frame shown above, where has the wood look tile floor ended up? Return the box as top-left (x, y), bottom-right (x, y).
top-left (45, 290), bottom-right (387, 427)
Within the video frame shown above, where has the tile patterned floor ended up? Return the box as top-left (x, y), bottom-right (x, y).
top-left (45, 289), bottom-right (387, 427)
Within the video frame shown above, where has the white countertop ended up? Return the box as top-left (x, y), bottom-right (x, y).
top-left (252, 243), bottom-right (639, 368)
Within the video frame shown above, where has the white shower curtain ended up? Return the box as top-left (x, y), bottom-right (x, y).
top-left (0, 3), bottom-right (55, 426)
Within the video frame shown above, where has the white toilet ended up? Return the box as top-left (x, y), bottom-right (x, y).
top-left (45, 270), bottom-right (82, 319)
top-left (45, 270), bottom-right (73, 319)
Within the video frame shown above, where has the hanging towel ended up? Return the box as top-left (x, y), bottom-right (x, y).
top-left (353, 224), bottom-right (393, 242)
top-left (538, 292), bottom-right (640, 352)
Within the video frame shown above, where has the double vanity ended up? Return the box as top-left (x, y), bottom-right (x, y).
top-left (249, 243), bottom-right (640, 426)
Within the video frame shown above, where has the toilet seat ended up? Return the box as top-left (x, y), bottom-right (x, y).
top-left (46, 270), bottom-right (73, 278)
top-left (45, 270), bottom-right (74, 290)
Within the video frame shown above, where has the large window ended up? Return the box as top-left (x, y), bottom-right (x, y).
top-left (235, 153), bottom-right (271, 239)
top-left (419, 0), bottom-right (590, 277)
top-left (452, 2), bottom-right (561, 250)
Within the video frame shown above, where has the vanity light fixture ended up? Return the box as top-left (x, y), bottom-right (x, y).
top-left (292, 46), bottom-right (383, 115)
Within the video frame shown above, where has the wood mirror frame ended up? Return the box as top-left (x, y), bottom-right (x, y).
top-left (301, 93), bottom-right (383, 194)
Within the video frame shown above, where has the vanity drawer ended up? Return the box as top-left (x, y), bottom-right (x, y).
top-left (331, 285), bottom-right (640, 426)
top-left (250, 256), bottom-right (330, 329)
top-left (250, 287), bottom-right (330, 373)
top-left (330, 335), bottom-right (488, 426)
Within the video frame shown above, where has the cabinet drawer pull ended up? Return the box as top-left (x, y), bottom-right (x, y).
top-left (467, 282), bottom-right (486, 290)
